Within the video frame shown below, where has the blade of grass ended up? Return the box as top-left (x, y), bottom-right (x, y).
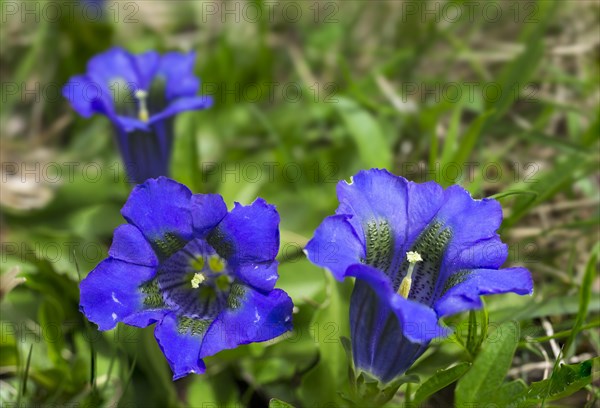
top-left (17, 344), bottom-right (34, 406)
top-left (440, 102), bottom-right (465, 175)
top-left (563, 243), bottom-right (600, 358)
top-left (118, 353), bottom-right (138, 408)
top-left (490, 190), bottom-right (539, 201)
top-left (450, 110), bottom-right (494, 175)
top-left (485, 0), bottom-right (557, 125)
top-left (519, 319), bottom-right (600, 346)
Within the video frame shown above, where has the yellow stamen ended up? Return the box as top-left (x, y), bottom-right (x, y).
top-left (134, 89), bottom-right (149, 122)
top-left (191, 273), bottom-right (205, 289)
top-left (398, 251), bottom-right (423, 298)
top-left (208, 255), bottom-right (225, 273)
top-left (190, 256), bottom-right (204, 271)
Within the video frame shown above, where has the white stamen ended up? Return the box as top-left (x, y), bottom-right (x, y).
top-left (134, 89), bottom-right (150, 122)
top-left (399, 251), bottom-right (423, 298)
top-left (406, 251), bottom-right (423, 263)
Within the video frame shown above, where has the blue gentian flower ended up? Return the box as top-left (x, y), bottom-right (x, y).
top-left (63, 47), bottom-right (212, 183)
top-left (305, 169), bottom-right (533, 385)
top-left (80, 177), bottom-right (293, 379)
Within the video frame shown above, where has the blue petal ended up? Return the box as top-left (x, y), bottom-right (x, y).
top-left (444, 236), bottom-right (508, 271)
top-left (108, 224), bottom-right (158, 267)
top-left (154, 312), bottom-right (207, 380)
top-left (199, 285), bottom-right (293, 358)
top-left (156, 51), bottom-right (200, 100)
top-left (346, 264), bottom-right (450, 343)
top-left (405, 180), bottom-right (445, 245)
top-left (79, 258), bottom-right (167, 331)
top-left (121, 177), bottom-right (193, 250)
top-left (434, 267), bottom-right (533, 317)
top-left (434, 185), bottom-right (503, 250)
top-left (149, 96), bottom-right (213, 124)
top-left (236, 261), bottom-right (279, 293)
top-left (113, 124), bottom-right (171, 183)
top-left (209, 198), bottom-right (279, 266)
top-left (336, 169), bottom-right (409, 249)
top-left (86, 47), bottom-right (139, 92)
top-left (190, 193), bottom-right (228, 236)
top-left (131, 50), bottom-right (160, 90)
top-left (111, 114), bottom-right (151, 132)
top-left (350, 279), bottom-right (428, 384)
top-left (304, 215), bottom-right (365, 281)
top-left (62, 75), bottom-right (106, 118)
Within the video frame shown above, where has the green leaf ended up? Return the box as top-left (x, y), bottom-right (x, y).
top-left (276, 258), bottom-right (326, 305)
top-left (510, 358), bottom-right (598, 406)
top-left (187, 369), bottom-right (241, 407)
top-left (412, 362), bottom-right (471, 405)
top-left (38, 298), bottom-right (66, 367)
top-left (335, 97), bottom-right (392, 169)
top-left (269, 398), bottom-right (295, 408)
top-left (171, 112), bottom-right (201, 192)
top-left (495, 380), bottom-right (528, 406)
top-left (455, 321), bottom-right (520, 405)
top-left (298, 273), bottom-right (353, 406)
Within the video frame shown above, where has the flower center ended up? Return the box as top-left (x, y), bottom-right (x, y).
top-left (362, 219), bottom-right (452, 305)
top-left (156, 239), bottom-right (233, 318)
top-left (134, 89), bottom-right (150, 122)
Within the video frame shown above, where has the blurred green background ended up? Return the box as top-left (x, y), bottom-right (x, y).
top-left (1, 0), bottom-right (598, 407)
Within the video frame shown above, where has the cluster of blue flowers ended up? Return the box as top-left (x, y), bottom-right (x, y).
top-left (68, 49), bottom-right (533, 386)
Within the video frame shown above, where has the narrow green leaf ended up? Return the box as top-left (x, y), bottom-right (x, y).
top-left (335, 97), bottom-right (392, 169)
top-left (412, 362), bottom-right (471, 405)
top-left (520, 319), bottom-right (600, 346)
top-left (466, 310), bottom-right (478, 356)
top-left (490, 190), bottom-right (539, 201)
top-left (449, 110), bottom-right (494, 178)
top-left (504, 153), bottom-right (597, 227)
top-left (17, 344), bottom-right (34, 406)
top-left (564, 243), bottom-right (599, 358)
top-left (486, 1), bottom-right (557, 123)
top-left (172, 113), bottom-right (201, 192)
top-left (476, 303), bottom-right (489, 353)
top-left (455, 321), bottom-right (520, 405)
top-left (581, 115), bottom-right (599, 147)
top-left (440, 103), bottom-right (464, 168)
top-left (119, 353), bottom-right (137, 407)
top-left (38, 298), bottom-right (66, 367)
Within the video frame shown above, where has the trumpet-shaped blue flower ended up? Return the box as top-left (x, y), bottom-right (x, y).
top-left (80, 177), bottom-right (293, 379)
top-left (305, 169), bottom-right (533, 385)
top-left (63, 47), bottom-right (212, 183)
